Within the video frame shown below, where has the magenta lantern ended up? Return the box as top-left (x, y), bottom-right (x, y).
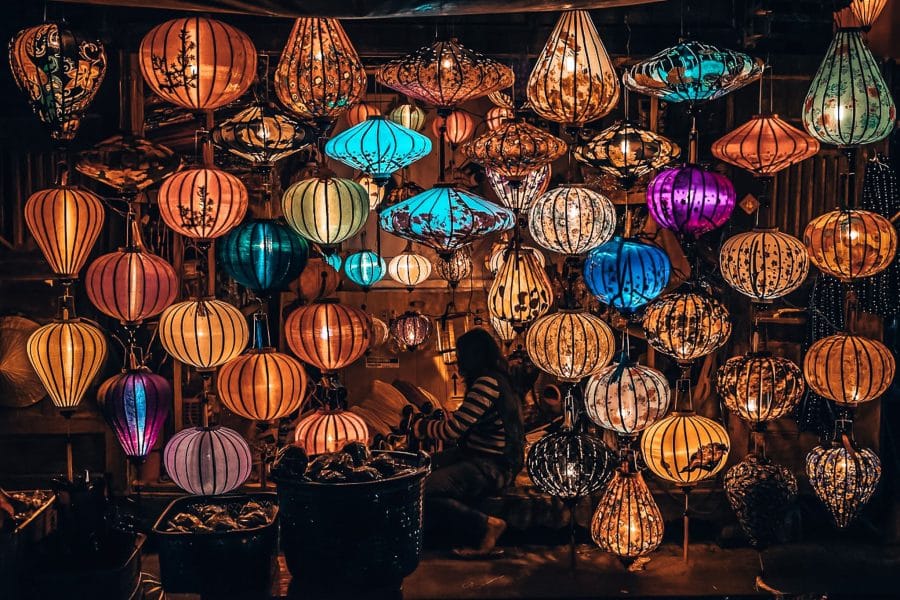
top-left (646, 165), bottom-right (735, 238)
top-left (97, 366), bottom-right (171, 462)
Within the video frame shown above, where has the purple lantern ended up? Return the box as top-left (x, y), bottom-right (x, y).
top-left (646, 165), bottom-right (735, 238)
top-left (97, 367), bottom-right (171, 462)
top-left (163, 426), bottom-right (252, 496)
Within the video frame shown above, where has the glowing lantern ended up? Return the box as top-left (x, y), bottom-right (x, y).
top-left (488, 242), bottom-right (553, 327)
top-left (489, 317), bottom-right (517, 347)
top-left (281, 176), bottom-right (370, 249)
top-left (435, 249), bottom-right (473, 287)
top-left (294, 408), bottom-right (369, 455)
top-left (343, 250), bottom-right (386, 291)
top-left (528, 185), bottom-right (616, 256)
top-left (711, 114), bottom-right (820, 176)
top-left (390, 310), bottom-right (434, 351)
top-left (325, 116), bottom-right (432, 184)
top-left (212, 102), bottom-right (312, 168)
top-left (387, 247), bottom-right (432, 290)
top-left (642, 291), bottom-right (732, 365)
top-left (591, 462), bottom-right (664, 559)
top-left (431, 110), bottom-right (476, 146)
top-left (803, 209), bottom-right (897, 281)
top-left (717, 352), bottom-right (804, 427)
top-left (357, 175), bottom-right (384, 210)
top-left (525, 310), bottom-right (615, 382)
top-left (295, 258), bottom-right (340, 303)
top-left (285, 299), bottom-right (371, 373)
top-left (803, 333), bottom-right (895, 405)
top-left (486, 164), bottom-right (551, 215)
top-left (370, 316), bottom-right (390, 347)
top-left (583, 236), bottom-right (671, 315)
top-left (164, 426), bottom-right (252, 495)
top-left (462, 120), bottom-right (567, 182)
top-left (647, 165), bottom-right (736, 238)
top-left (76, 135), bottom-right (181, 195)
top-left (584, 355), bottom-right (671, 436)
top-left (489, 244), bottom-right (545, 275)
top-left (389, 104), bottom-right (427, 132)
top-left (724, 454), bottom-right (798, 548)
top-left (139, 17), bottom-right (256, 111)
top-left (575, 121), bottom-right (681, 189)
top-left (158, 298), bottom-right (249, 371)
top-left (486, 106), bottom-right (514, 131)
top-left (719, 228), bottom-right (809, 303)
top-left (850, 0), bottom-right (888, 28)
top-left (527, 10), bottom-right (619, 126)
top-left (98, 362), bottom-right (171, 461)
top-left (324, 253), bottom-right (342, 271)
top-left (275, 17), bottom-right (366, 122)
top-left (347, 102), bottom-right (381, 127)
top-left (218, 219), bottom-right (309, 296)
top-left (158, 168), bottom-right (248, 241)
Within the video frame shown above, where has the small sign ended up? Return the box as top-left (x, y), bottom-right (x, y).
top-left (366, 355), bottom-right (399, 369)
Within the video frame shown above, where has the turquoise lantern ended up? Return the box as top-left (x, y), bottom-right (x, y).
top-left (324, 252), bottom-right (343, 271)
top-left (218, 219), bottom-right (309, 295)
top-left (325, 116), bottom-right (432, 184)
top-left (344, 250), bottom-right (386, 290)
top-left (583, 236), bottom-right (671, 315)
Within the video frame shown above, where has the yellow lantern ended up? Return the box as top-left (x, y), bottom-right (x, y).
top-left (489, 317), bottom-right (517, 348)
top-left (285, 299), bottom-right (371, 373)
top-left (717, 352), bottom-right (805, 427)
top-left (525, 310), bottom-right (615, 382)
top-left (584, 357), bottom-right (671, 436)
top-left (804, 333), bottom-right (895, 406)
top-left (719, 228), bottom-right (809, 303)
top-left (591, 461), bottom-right (664, 559)
top-left (158, 298), bottom-right (249, 371)
top-left (488, 242), bottom-right (553, 327)
top-left (803, 208), bottom-right (897, 282)
top-left (158, 168), bottom-right (248, 241)
top-left (294, 408), bottom-right (369, 455)
top-left (389, 104), bottom-right (427, 132)
top-left (387, 246), bottom-right (432, 291)
top-left (281, 176), bottom-right (369, 249)
top-left (528, 185), bottom-right (616, 256)
top-left (642, 291), bottom-right (732, 366)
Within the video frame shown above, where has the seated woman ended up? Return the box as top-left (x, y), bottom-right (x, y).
top-left (413, 328), bottom-right (524, 557)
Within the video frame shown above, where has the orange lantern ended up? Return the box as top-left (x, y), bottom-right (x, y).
top-left (285, 299), bottom-right (371, 373)
top-left (803, 208), bottom-right (897, 282)
top-left (711, 114), bottom-right (820, 177)
top-left (431, 110), bottom-right (476, 146)
top-left (158, 167), bottom-right (248, 241)
top-left (347, 102), bottom-right (381, 127)
top-left (486, 106), bottom-right (514, 131)
top-left (295, 258), bottom-right (340, 303)
top-left (463, 120), bottom-right (567, 182)
top-left (294, 408), bottom-right (369, 454)
top-left (158, 298), bottom-right (249, 371)
top-left (804, 333), bottom-right (895, 406)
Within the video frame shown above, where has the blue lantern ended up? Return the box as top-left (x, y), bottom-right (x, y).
top-left (344, 250), bottom-right (386, 290)
top-left (323, 252), bottom-right (343, 271)
top-left (583, 236), bottom-right (671, 314)
top-left (325, 116), bottom-right (432, 184)
top-left (218, 219), bottom-right (309, 295)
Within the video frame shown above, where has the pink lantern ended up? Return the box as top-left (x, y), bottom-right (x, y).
top-left (163, 426), bottom-right (252, 495)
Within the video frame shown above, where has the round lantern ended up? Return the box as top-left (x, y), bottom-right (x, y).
top-left (490, 316), bottom-right (517, 347)
top-left (803, 333), bottom-right (895, 405)
top-left (281, 176), bottom-right (369, 249)
top-left (462, 120), bottom-right (567, 182)
top-left (527, 423), bottom-right (613, 499)
top-left (526, 9), bottom-right (619, 127)
top-left (139, 17), bottom-right (256, 111)
top-left (347, 102), bottom-right (381, 127)
top-left (388, 104), bottom-right (427, 132)
top-left (435, 249), bottom-right (473, 287)
top-left (274, 17), bottom-right (366, 122)
top-left (486, 106), bottom-right (514, 131)
top-left (98, 364), bottom-right (171, 460)
top-left (25, 179), bottom-right (105, 280)
top-left (711, 114), bottom-right (820, 177)
top-left (76, 134), bottom-right (181, 194)
top-left (488, 243), bottom-right (554, 327)
top-left (525, 310), bottom-right (615, 382)
top-left (807, 435), bottom-right (881, 528)
top-left (295, 258), bottom-right (340, 303)
top-left (387, 249), bottom-right (432, 290)
top-left (575, 120), bottom-right (681, 189)
top-left (642, 291), bottom-right (732, 365)
top-left (370, 316), bottom-right (390, 347)
top-left (431, 110), bottom-right (476, 146)
top-left (294, 408), bottom-right (369, 455)
top-left (158, 167), bottom-right (248, 241)
top-left (584, 356), bottom-right (671, 436)
top-left (212, 102), bottom-right (312, 168)
top-left (583, 236), bottom-right (671, 315)
top-left (486, 164), bottom-right (550, 215)
top-left (163, 426), bottom-right (252, 496)
top-left (528, 185), bottom-right (616, 256)
top-left (326, 116), bottom-right (432, 184)
top-left (719, 228), bottom-right (809, 303)
top-left (724, 454), bottom-right (798, 548)
top-left (158, 298), bottom-right (249, 371)
top-left (647, 165), bottom-right (736, 238)
top-left (218, 219), bottom-right (309, 296)
top-left (390, 311), bottom-right (434, 351)
top-left (717, 352), bottom-right (804, 427)
top-left (343, 250), bottom-right (386, 291)
top-left (218, 348), bottom-right (307, 422)
top-left (285, 299), bottom-right (371, 373)
top-left (324, 253), bottom-right (343, 271)
top-left (803, 209), bottom-right (897, 281)
top-left (591, 464), bottom-right (664, 558)
top-left (850, 0), bottom-right (888, 28)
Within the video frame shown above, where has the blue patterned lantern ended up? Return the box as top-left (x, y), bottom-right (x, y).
top-left (344, 250), bottom-right (386, 290)
top-left (583, 236), bottom-right (671, 315)
top-left (218, 219), bottom-right (309, 295)
top-left (325, 116), bottom-right (432, 184)
top-left (379, 183), bottom-right (514, 258)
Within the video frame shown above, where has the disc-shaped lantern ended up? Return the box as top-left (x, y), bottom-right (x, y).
top-left (387, 248), bottom-right (432, 290)
top-left (389, 104), bottom-right (427, 132)
top-left (10, 22), bottom-right (107, 141)
top-left (158, 167), bottom-right (248, 241)
top-left (591, 463), bottom-right (664, 558)
top-left (390, 310), bottom-right (434, 351)
top-left (717, 352), bottom-right (804, 427)
top-left (527, 423), bottom-right (614, 499)
top-left (528, 185), bottom-right (616, 256)
top-left (212, 102), bottom-right (312, 168)
top-left (76, 134), bottom-right (181, 194)
top-left (488, 242), bottom-right (554, 327)
top-left (803, 208), bottom-right (897, 282)
top-left (642, 290), bottom-right (732, 365)
top-left (803, 333), bottom-right (895, 405)
top-left (584, 355), bottom-right (671, 436)
top-left (218, 219), bottom-right (309, 296)
top-left (325, 116), bottom-right (432, 184)
top-left (807, 433), bottom-right (881, 528)
top-left (281, 176), bottom-right (369, 249)
top-left (343, 250), bottom-right (386, 291)
top-left (486, 106), bottom-right (515, 131)
top-left (724, 454), bottom-right (798, 548)
top-left (575, 120), bottom-right (681, 189)
top-left (462, 120), bottom-right (567, 182)
top-left (711, 114), bottom-right (820, 176)
top-left (435, 248), bottom-right (473, 287)
top-left (295, 258), bottom-right (341, 303)
top-left (275, 17), bottom-right (366, 122)
top-left (583, 236), bottom-right (671, 315)
top-left (159, 298), bottom-right (249, 371)
top-left (527, 9), bottom-right (619, 127)
top-left (431, 110), bottom-right (476, 146)
top-left (285, 299), bottom-right (371, 373)
top-left (525, 310), bottom-right (615, 382)
top-left (719, 228), bottom-right (809, 303)
top-left (347, 102), bottom-right (381, 127)
top-left (802, 29), bottom-right (895, 147)
top-left (140, 17), bottom-right (256, 111)
top-left (294, 408), bottom-right (369, 455)
top-left (647, 164), bottom-right (736, 238)
top-left (164, 426), bottom-right (252, 496)
top-left (486, 164), bottom-right (551, 215)
top-left (98, 363), bottom-right (171, 461)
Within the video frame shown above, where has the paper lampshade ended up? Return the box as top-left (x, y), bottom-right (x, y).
top-left (158, 167), bottom-right (248, 241)
top-left (719, 228), bottom-right (809, 303)
top-left (584, 356), bottom-right (671, 435)
top-left (647, 165), bottom-right (736, 238)
top-left (390, 310), bottom-right (434, 351)
top-left (347, 102), bottom-right (381, 127)
top-left (158, 298), bottom-right (249, 371)
top-left (717, 352), bottom-right (805, 427)
top-left (164, 426), bottom-right (252, 496)
top-left (462, 120), bottom-right (567, 182)
top-left (711, 114), bottom-right (820, 176)
top-left (488, 243), bottom-right (553, 327)
top-left (218, 219), bottom-right (309, 296)
top-left (591, 466), bottom-right (664, 558)
top-left (583, 236), bottom-right (671, 315)
top-left (218, 348), bottom-right (308, 422)
top-left (285, 299), bottom-right (371, 373)
top-left (325, 116), bottom-right (432, 184)
top-left (212, 102), bottom-right (312, 167)
top-left (294, 408), bottom-right (369, 455)
top-left (76, 134), bottom-right (182, 194)
top-left (642, 291), bottom-right (732, 365)
top-left (528, 185), bottom-right (616, 256)
top-left (431, 110), bottom-right (476, 145)
top-left (803, 209), bottom-right (897, 282)
top-left (575, 120), bottom-right (681, 189)
top-left (282, 176), bottom-right (370, 249)
top-left (486, 164), bottom-right (550, 215)
top-left (389, 104), bottom-right (427, 131)
top-left (98, 365), bottom-right (171, 460)
top-left (803, 333), bottom-right (895, 405)
top-left (387, 250), bottom-right (432, 290)
top-left (343, 250), bottom-right (386, 291)
top-left (525, 310), bottom-right (615, 382)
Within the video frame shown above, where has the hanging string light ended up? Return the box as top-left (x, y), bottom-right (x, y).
top-left (212, 102), bottom-right (313, 168)
top-left (486, 164), bottom-right (551, 216)
top-left (525, 310), bottom-right (615, 382)
top-left (343, 250), bottom-right (386, 291)
top-left (388, 104), bottom-right (427, 132)
top-left (803, 208), bottom-right (897, 281)
top-left (803, 332), bottom-right (895, 406)
top-left (642, 289), bottom-right (732, 366)
top-left (158, 167), bottom-right (249, 241)
top-left (724, 453), bottom-right (798, 548)
top-left (282, 175), bottom-right (370, 250)
top-left (528, 185), bottom-right (616, 256)
top-left (435, 248), bottom-right (473, 288)
top-left (583, 236), bottom-right (671, 315)
top-left (647, 165), bottom-right (735, 239)
top-left (719, 228), bottom-right (809, 303)
top-left (584, 352), bottom-right (671, 436)
top-left (859, 155), bottom-right (900, 318)
top-left (284, 299), bottom-right (371, 374)
top-left (431, 110), bottom-right (476, 146)
top-left (295, 408), bottom-right (369, 454)
top-left (325, 116), bottom-right (432, 184)
top-left (462, 120), bottom-right (567, 183)
top-left (488, 240), bottom-right (554, 328)
top-left (347, 102), bottom-right (381, 127)
top-left (390, 310), bottom-right (434, 351)
top-left (158, 298), bottom-right (249, 371)
top-left (575, 120), bottom-right (681, 190)
top-left (164, 426), bottom-right (253, 495)
top-left (717, 351), bottom-right (805, 428)
top-left (218, 219), bottom-right (310, 297)
top-left (387, 245), bottom-right (432, 290)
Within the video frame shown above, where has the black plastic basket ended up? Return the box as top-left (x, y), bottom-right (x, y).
top-left (276, 451), bottom-right (431, 593)
top-left (152, 492), bottom-right (278, 595)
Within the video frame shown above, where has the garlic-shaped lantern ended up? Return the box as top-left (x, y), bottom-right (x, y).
top-left (525, 309), bottom-right (615, 382)
top-left (158, 298), bottom-right (249, 371)
top-left (488, 240), bottom-right (553, 327)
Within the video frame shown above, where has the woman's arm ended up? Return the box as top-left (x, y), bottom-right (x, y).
top-left (417, 377), bottom-right (500, 441)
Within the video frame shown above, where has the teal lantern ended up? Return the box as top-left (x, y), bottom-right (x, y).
top-left (325, 116), bottom-right (432, 184)
top-left (324, 252), bottom-right (343, 271)
top-left (583, 236), bottom-right (671, 315)
top-left (218, 219), bottom-right (309, 295)
top-left (802, 29), bottom-right (896, 147)
top-left (344, 250), bottom-right (386, 290)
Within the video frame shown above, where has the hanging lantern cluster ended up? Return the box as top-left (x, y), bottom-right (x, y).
top-left (164, 425), bottom-right (253, 496)
top-left (724, 454), bottom-right (798, 548)
top-left (525, 310), bottom-right (615, 382)
top-left (76, 135), bottom-right (181, 194)
top-left (642, 290), bottom-right (732, 365)
top-left (325, 116), bottom-right (432, 184)
top-left (343, 250), bottom-right (386, 291)
top-left (212, 102), bottom-right (312, 168)
top-left (717, 352), bottom-right (805, 427)
top-left (389, 104), bottom-right (427, 132)
top-left (158, 167), bottom-right (249, 241)
top-left (218, 219), bottom-right (309, 296)
top-left (295, 408), bottom-right (369, 455)
top-left (435, 249), bottom-right (473, 287)
top-left (285, 299), bottom-right (371, 374)
top-left (584, 355), bottom-right (671, 436)
top-left (488, 242), bottom-right (554, 327)
top-left (719, 228), bottom-right (809, 303)
top-left (390, 310), bottom-right (434, 351)
top-left (98, 360), bottom-right (171, 461)
top-left (647, 165), bottom-right (736, 238)
top-left (158, 298), bottom-right (249, 371)
top-left (387, 248), bottom-right (432, 290)
top-left (803, 333), bottom-right (895, 406)
top-left (486, 164), bottom-right (551, 215)
top-left (575, 121), bottom-right (681, 189)
top-left (282, 176), bottom-right (370, 249)
top-left (591, 460), bottom-right (664, 559)
top-left (462, 120), bottom-right (567, 183)
top-left (711, 114), bottom-right (820, 177)
top-left (803, 209), bottom-right (897, 282)
top-left (528, 185), bottom-right (616, 256)
top-left (583, 236), bottom-right (671, 315)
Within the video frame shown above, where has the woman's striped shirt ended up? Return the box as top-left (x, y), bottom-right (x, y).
top-left (425, 376), bottom-right (505, 456)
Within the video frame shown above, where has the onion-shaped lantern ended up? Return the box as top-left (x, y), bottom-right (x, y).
top-left (285, 299), bottom-right (371, 373)
top-left (525, 310), bottom-right (615, 382)
top-left (76, 135), bottom-right (181, 194)
top-left (624, 40), bottom-right (763, 104)
top-left (343, 250), bottom-right (386, 291)
top-left (295, 408), bottom-right (369, 455)
top-left (295, 258), bottom-right (340, 303)
top-left (575, 121), bottom-right (681, 189)
top-left (528, 185), bottom-right (616, 256)
top-left (486, 106), bottom-right (515, 131)
top-left (432, 110), bottom-right (475, 146)
top-left (435, 249), bottom-right (473, 287)
top-left (719, 228), bottom-right (809, 303)
top-left (387, 248), bottom-right (432, 290)
top-left (98, 362), bottom-right (171, 461)
top-left (218, 219), bottom-right (309, 296)
top-left (357, 175), bottom-right (384, 210)
top-left (642, 290), bottom-right (732, 365)
top-left (803, 208), bottom-right (897, 281)
top-left (163, 426), bottom-right (252, 496)
top-left (647, 165), bottom-right (735, 238)
top-left (389, 104), bottom-right (427, 132)
top-left (347, 102), bottom-right (381, 127)
top-left (488, 242), bottom-right (554, 327)
top-left (717, 352), bottom-right (804, 427)
top-left (583, 236), bottom-right (671, 315)
top-left (158, 167), bottom-right (248, 241)
top-left (25, 177), bottom-right (105, 280)
top-left (390, 310), bottom-right (434, 351)
top-left (850, 0), bottom-right (888, 28)
top-left (212, 102), bottom-right (312, 168)
top-left (591, 461), bottom-right (664, 559)
top-left (486, 164), bottom-right (550, 215)
top-left (281, 176), bottom-right (369, 249)
top-left (803, 333), bottom-right (895, 405)
top-left (724, 454), bottom-right (798, 548)
top-left (377, 39), bottom-right (514, 110)
top-left (10, 22), bottom-right (107, 141)
top-left (462, 120), bottom-right (567, 182)
top-left (802, 29), bottom-right (895, 147)
top-left (275, 17), bottom-right (366, 121)
top-left (140, 17), bottom-right (256, 111)
top-left (711, 114), bottom-right (820, 176)
top-left (526, 9), bottom-right (619, 127)
top-left (379, 184), bottom-right (514, 257)
top-left (584, 355), bottom-right (671, 436)
top-left (527, 417), bottom-right (614, 499)
top-left (159, 298), bottom-right (249, 371)
top-left (325, 116), bottom-right (432, 184)
top-left (488, 244), bottom-right (545, 275)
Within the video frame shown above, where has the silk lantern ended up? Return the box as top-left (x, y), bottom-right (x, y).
top-left (357, 175), bottom-right (384, 210)
top-left (387, 247), bottom-right (432, 290)
top-left (719, 228), bottom-right (809, 303)
top-left (489, 244), bottom-right (545, 276)
top-left (347, 102), bottom-right (381, 127)
top-left (583, 236), bottom-right (671, 315)
top-left (343, 250), bottom-right (386, 291)
top-left (158, 167), bottom-right (248, 241)
top-left (325, 116), bottom-right (432, 184)
top-left (490, 316), bottom-right (517, 347)
top-left (431, 110), bottom-right (476, 145)
top-left (435, 249), bottom-right (473, 287)
top-left (486, 164), bottom-right (551, 215)
top-left (98, 361), bottom-right (171, 461)
top-left (486, 106), bottom-right (514, 131)
top-left (575, 121), bottom-right (681, 189)
top-left (285, 299), bottom-right (371, 373)
top-left (164, 426), bottom-right (252, 495)
top-left (462, 120), bottom-right (567, 182)
top-left (389, 104), bottom-right (427, 132)
top-left (295, 258), bottom-right (340, 303)
top-left (850, 0), bottom-right (888, 28)
top-left (159, 298), bottom-right (249, 371)
top-left (282, 176), bottom-right (369, 249)
top-left (370, 316), bottom-right (390, 347)
top-left (218, 219), bottom-right (309, 296)
top-left (711, 114), bottom-right (820, 176)
top-left (525, 310), bottom-right (615, 382)
top-left (642, 291), bottom-right (732, 365)
top-left (488, 242), bottom-right (554, 327)
top-left (724, 454), bottom-right (798, 548)
top-left (803, 333), bottom-right (895, 405)
top-left (591, 462), bottom-right (664, 559)
top-left (647, 165), bottom-right (736, 238)
top-left (212, 102), bottom-right (312, 168)
top-left (528, 185), bottom-right (616, 256)
top-left (717, 352), bottom-right (805, 427)
top-left (294, 408), bottom-right (369, 454)
top-left (390, 310), bottom-right (434, 351)
top-left (76, 134), bottom-right (181, 195)
top-left (803, 208), bottom-right (897, 281)
top-left (584, 354), bottom-right (671, 436)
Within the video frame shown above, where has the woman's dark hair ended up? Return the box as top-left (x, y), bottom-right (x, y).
top-left (456, 328), bottom-right (508, 386)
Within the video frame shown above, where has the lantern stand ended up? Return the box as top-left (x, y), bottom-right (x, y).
top-left (674, 377), bottom-right (695, 562)
top-left (561, 386), bottom-right (581, 572)
top-left (58, 288), bottom-right (79, 483)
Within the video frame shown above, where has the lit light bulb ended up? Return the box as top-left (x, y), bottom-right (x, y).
top-left (564, 54), bottom-right (576, 73)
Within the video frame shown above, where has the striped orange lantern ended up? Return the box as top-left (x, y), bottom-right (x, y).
top-left (158, 298), bottom-right (249, 371)
top-left (285, 299), bottom-right (371, 374)
top-left (347, 102), bottom-right (381, 127)
top-left (158, 167), bottom-right (248, 241)
top-left (431, 110), bottom-right (476, 146)
top-left (294, 408), bottom-right (369, 455)
top-left (803, 333), bottom-right (895, 406)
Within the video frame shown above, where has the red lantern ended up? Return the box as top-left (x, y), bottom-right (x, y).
top-left (294, 408), bottom-right (369, 455)
top-left (431, 110), bottom-right (476, 146)
top-left (285, 299), bottom-right (371, 373)
top-left (158, 167), bottom-right (248, 241)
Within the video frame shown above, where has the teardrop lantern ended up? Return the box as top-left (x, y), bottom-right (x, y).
top-left (76, 135), bottom-right (181, 194)
top-left (490, 316), bottom-right (517, 347)
top-left (294, 408), bottom-right (369, 455)
top-left (164, 426), bottom-right (253, 496)
top-left (642, 290), bottom-right (732, 365)
top-left (717, 352), bottom-right (805, 427)
top-left (347, 102), bottom-right (381, 127)
top-left (387, 247), bottom-right (432, 290)
top-left (431, 110), bottom-right (476, 146)
top-left (212, 102), bottom-right (312, 168)
top-left (158, 167), bottom-right (249, 241)
top-left (486, 164), bottom-right (551, 215)
top-left (584, 353), bottom-right (671, 436)
top-left (583, 236), bottom-right (671, 315)
top-left (525, 310), bottom-right (615, 382)
top-left (343, 250), bottom-right (386, 291)
top-left (724, 454), bottom-right (798, 548)
top-left (285, 299), bottom-right (371, 373)
top-left (647, 165), bottom-right (736, 238)
top-left (575, 120), bottom-right (681, 190)
top-left (390, 310), bottom-right (434, 351)
top-left (528, 185), bottom-right (616, 256)
top-left (98, 359), bottom-right (171, 461)
top-left (488, 241), bottom-right (554, 327)
top-left (591, 460), bottom-right (664, 559)
top-left (803, 333), bottom-right (895, 405)
top-left (803, 208), bottom-right (897, 281)
top-left (389, 104), bottom-right (427, 132)
top-left (158, 298), bottom-right (249, 371)
top-left (281, 176), bottom-right (370, 249)
top-left (711, 114), bottom-right (820, 176)
top-left (218, 219), bottom-right (309, 296)
top-left (325, 116), bottom-right (432, 184)
top-left (719, 228), bottom-right (810, 303)
top-left (462, 120), bottom-right (567, 183)
top-left (435, 249), bottom-right (473, 287)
